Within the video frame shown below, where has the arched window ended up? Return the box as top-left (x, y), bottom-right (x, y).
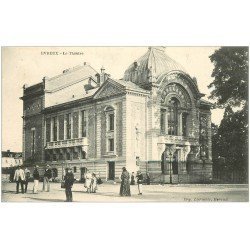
top-left (168, 98), bottom-right (179, 135)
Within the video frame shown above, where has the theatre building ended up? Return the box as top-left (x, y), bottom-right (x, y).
top-left (21, 47), bottom-right (213, 183)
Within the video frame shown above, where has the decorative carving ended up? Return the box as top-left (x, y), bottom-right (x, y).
top-left (160, 83), bottom-right (191, 108)
top-left (193, 146), bottom-right (200, 158)
top-left (94, 83), bottom-right (124, 99)
top-left (165, 144), bottom-right (176, 157)
top-left (159, 134), bottom-right (199, 146)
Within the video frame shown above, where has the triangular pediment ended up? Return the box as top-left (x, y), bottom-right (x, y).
top-left (93, 79), bottom-right (126, 99)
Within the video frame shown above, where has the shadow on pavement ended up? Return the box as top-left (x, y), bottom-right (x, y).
top-left (2, 190), bottom-right (18, 194)
top-left (28, 197), bottom-right (64, 202)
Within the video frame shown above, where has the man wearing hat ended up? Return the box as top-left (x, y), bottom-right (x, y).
top-left (43, 165), bottom-right (52, 192)
top-left (64, 166), bottom-right (75, 202)
top-left (136, 170), bottom-right (144, 195)
top-left (13, 166), bottom-right (25, 194)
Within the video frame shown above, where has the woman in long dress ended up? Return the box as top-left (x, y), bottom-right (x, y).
top-left (84, 170), bottom-right (92, 193)
top-left (119, 167), bottom-right (131, 196)
top-left (91, 173), bottom-right (97, 193)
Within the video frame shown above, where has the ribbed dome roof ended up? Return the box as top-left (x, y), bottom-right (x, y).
top-left (123, 47), bottom-right (186, 85)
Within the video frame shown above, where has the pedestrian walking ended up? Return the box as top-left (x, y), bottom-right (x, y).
top-left (43, 165), bottom-right (52, 192)
top-left (24, 167), bottom-right (31, 193)
top-left (136, 170), bottom-right (143, 195)
top-left (130, 172), bottom-right (135, 185)
top-left (146, 172), bottom-right (151, 185)
top-left (64, 167), bottom-right (75, 202)
top-left (33, 165), bottom-right (40, 194)
top-left (91, 173), bottom-right (98, 193)
top-left (84, 170), bottom-right (92, 193)
top-left (119, 167), bottom-right (131, 196)
top-left (13, 166), bottom-right (25, 194)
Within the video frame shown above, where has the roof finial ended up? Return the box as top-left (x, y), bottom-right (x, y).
top-left (148, 46), bottom-right (165, 52)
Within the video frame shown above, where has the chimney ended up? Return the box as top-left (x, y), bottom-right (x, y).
top-left (100, 66), bottom-right (106, 84)
top-left (43, 76), bottom-right (49, 83)
top-left (134, 61), bottom-right (138, 70)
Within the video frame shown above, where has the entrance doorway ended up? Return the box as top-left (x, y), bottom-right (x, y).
top-left (172, 153), bottom-right (178, 174)
top-left (108, 162), bottom-right (115, 180)
top-left (161, 150), bottom-right (178, 174)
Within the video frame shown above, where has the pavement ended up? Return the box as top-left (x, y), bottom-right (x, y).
top-left (1, 182), bottom-right (249, 202)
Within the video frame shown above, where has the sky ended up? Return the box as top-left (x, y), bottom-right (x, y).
top-left (1, 46), bottom-right (223, 152)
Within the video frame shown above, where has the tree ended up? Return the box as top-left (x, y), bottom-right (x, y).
top-left (209, 47), bottom-right (248, 183)
top-left (216, 106), bottom-right (248, 182)
top-left (208, 47), bottom-right (248, 108)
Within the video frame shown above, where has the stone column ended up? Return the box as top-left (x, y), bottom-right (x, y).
top-left (165, 107), bottom-right (168, 134)
top-left (50, 116), bottom-right (53, 142)
top-left (71, 113), bottom-right (73, 139)
top-left (178, 111), bottom-right (182, 136)
top-left (57, 116), bottom-right (59, 141)
top-left (64, 114), bottom-right (66, 140)
top-left (181, 143), bottom-right (191, 174)
top-left (78, 110), bottom-right (81, 138)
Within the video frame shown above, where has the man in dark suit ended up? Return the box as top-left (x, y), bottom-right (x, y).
top-left (64, 167), bottom-right (75, 202)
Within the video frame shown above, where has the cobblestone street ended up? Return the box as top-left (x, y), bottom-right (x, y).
top-left (1, 182), bottom-right (248, 202)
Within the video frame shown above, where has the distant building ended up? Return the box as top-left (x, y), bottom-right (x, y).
top-left (2, 150), bottom-right (23, 168)
top-left (21, 47), bottom-right (213, 183)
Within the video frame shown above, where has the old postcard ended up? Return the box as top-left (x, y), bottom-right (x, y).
top-left (1, 46), bottom-right (248, 202)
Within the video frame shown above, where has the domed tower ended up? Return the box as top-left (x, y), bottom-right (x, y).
top-left (123, 47), bottom-right (212, 184)
top-left (123, 46), bottom-right (187, 90)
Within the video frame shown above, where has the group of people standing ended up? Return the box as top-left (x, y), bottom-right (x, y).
top-left (13, 165), bottom-right (149, 200)
top-left (13, 164), bottom-right (53, 194)
top-left (119, 167), bottom-right (150, 197)
top-left (84, 171), bottom-right (99, 193)
top-left (13, 164), bottom-right (103, 202)
top-left (13, 165), bottom-right (31, 194)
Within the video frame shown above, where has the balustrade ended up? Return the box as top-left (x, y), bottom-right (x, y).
top-left (46, 137), bottom-right (88, 149)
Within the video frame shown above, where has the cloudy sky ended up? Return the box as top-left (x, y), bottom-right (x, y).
top-left (2, 46), bottom-right (223, 152)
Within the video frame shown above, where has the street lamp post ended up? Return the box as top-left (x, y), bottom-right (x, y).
top-left (169, 153), bottom-right (173, 184)
top-left (166, 144), bottom-right (175, 184)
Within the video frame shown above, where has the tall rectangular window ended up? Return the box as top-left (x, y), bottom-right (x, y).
top-left (168, 107), bottom-right (178, 135)
top-left (53, 117), bottom-right (57, 141)
top-left (31, 129), bottom-right (35, 158)
top-left (109, 113), bottom-right (114, 131)
top-left (46, 118), bottom-right (51, 142)
top-left (66, 113), bottom-right (71, 139)
top-left (109, 138), bottom-right (114, 152)
top-left (182, 113), bottom-right (188, 136)
top-left (167, 98), bottom-right (179, 135)
top-left (81, 110), bottom-right (87, 137)
top-left (58, 115), bottom-right (64, 140)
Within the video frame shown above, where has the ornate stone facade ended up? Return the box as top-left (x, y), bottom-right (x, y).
top-left (21, 48), bottom-right (213, 183)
